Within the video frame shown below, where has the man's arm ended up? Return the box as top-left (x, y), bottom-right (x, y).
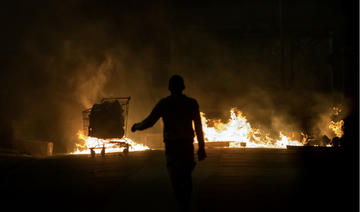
top-left (193, 101), bottom-right (206, 161)
top-left (132, 101), bottom-right (162, 132)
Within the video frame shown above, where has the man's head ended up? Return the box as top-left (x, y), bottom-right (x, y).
top-left (168, 75), bottom-right (185, 94)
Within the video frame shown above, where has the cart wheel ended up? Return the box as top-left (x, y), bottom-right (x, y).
top-left (90, 148), bottom-right (95, 158)
top-left (101, 146), bottom-right (106, 158)
top-left (123, 144), bottom-right (129, 156)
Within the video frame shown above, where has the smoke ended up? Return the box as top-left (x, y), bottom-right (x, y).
top-left (168, 30), bottom-right (351, 141)
top-left (8, 37), bottom-right (164, 152)
top-left (1, 1), bottom-right (353, 152)
top-left (1, 1), bottom-right (170, 152)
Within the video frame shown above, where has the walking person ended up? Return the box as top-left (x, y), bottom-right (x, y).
top-left (131, 74), bottom-right (207, 212)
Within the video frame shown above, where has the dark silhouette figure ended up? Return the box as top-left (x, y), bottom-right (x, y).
top-left (132, 75), bottom-right (206, 212)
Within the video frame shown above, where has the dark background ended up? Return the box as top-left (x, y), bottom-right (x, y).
top-left (0, 1), bottom-right (358, 212)
top-left (0, 0), bottom-right (358, 156)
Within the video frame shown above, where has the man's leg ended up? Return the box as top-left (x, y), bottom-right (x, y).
top-left (166, 153), bottom-right (195, 211)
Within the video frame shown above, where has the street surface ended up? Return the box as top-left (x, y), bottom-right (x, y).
top-left (1, 148), bottom-right (357, 212)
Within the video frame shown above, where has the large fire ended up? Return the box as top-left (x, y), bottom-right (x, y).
top-left (198, 109), bottom-right (303, 148)
top-left (72, 107), bottom-right (344, 154)
top-left (72, 131), bottom-right (150, 154)
top-left (198, 107), bottom-right (344, 149)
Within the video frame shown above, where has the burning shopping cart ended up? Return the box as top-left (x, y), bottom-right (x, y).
top-left (82, 97), bottom-right (131, 157)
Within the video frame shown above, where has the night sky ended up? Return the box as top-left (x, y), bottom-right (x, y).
top-left (0, 0), bottom-right (358, 153)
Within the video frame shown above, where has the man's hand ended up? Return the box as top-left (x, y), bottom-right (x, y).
top-left (131, 123), bottom-right (140, 132)
top-left (197, 147), bottom-right (207, 161)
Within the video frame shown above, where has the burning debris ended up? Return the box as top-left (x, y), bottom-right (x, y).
top-left (197, 107), bottom-right (345, 149)
top-left (198, 108), bottom-right (303, 148)
top-left (73, 132), bottom-right (149, 155)
top-left (73, 97), bottom-right (150, 156)
top-left (73, 102), bottom-right (345, 155)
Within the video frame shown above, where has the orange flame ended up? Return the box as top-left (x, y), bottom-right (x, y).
top-left (72, 106), bottom-right (343, 153)
top-left (329, 120), bottom-right (344, 138)
top-left (199, 109), bottom-right (304, 149)
top-left (72, 131), bottom-right (149, 154)
top-left (328, 106), bottom-right (344, 138)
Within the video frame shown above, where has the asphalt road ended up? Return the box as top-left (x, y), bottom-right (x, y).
top-left (1, 148), bottom-right (358, 212)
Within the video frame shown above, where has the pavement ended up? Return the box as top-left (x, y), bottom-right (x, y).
top-left (0, 148), bottom-right (358, 212)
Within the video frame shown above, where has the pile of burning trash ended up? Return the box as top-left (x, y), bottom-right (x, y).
top-left (72, 100), bottom-right (345, 155)
top-left (198, 107), bottom-right (345, 149)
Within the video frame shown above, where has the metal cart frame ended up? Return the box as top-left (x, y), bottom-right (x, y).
top-left (82, 97), bottom-right (131, 157)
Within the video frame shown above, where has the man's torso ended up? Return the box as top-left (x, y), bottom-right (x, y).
top-left (158, 94), bottom-right (198, 142)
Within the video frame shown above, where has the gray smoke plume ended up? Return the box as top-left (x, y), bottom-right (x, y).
top-left (1, 1), bottom-right (352, 152)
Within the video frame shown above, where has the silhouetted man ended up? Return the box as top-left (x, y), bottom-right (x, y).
top-left (131, 74), bottom-right (206, 212)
